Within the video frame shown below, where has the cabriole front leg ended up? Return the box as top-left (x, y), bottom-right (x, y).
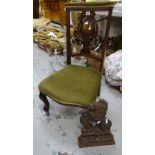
top-left (39, 92), bottom-right (50, 116)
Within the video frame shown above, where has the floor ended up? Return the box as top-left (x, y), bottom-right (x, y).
top-left (33, 43), bottom-right (122, 155)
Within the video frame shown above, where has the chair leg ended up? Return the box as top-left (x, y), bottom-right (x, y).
top-left (98, 84), bottom-right (101, 96)
top-left (39, 92), bottom-right (50, 116)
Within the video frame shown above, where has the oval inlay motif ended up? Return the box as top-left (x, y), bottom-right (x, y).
top-left (81, 20), bottom-right (93, 35)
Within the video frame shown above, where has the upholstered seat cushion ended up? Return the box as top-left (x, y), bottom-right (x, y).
top-left (39, 65), bottom-right (102, 106)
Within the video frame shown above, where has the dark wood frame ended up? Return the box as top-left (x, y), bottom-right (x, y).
top-left (66, 6), bottom-right (113, 72)
top-left (33, 0), bottom-right (39, 19)
top-left (39, 2), bottom-right (114, 116)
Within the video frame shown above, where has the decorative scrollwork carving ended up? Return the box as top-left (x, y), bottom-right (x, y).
top-left (78, 99), bottom-right (115, 147)
top-left (74, 11), bottom-right (99, 54)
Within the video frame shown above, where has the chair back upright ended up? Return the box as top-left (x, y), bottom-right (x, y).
top-left (65, 1), bottom-right (115, 71)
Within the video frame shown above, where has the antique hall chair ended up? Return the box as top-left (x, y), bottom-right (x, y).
top-left (38, 1), bottom-right (116, 115)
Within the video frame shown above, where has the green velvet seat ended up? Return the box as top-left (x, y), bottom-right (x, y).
top-left (39, 65), bottom-right (102, 107)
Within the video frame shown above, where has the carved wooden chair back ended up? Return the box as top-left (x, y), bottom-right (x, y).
top-left (65, 3), bottom-right (114, 71)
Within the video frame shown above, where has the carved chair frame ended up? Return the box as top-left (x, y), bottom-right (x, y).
top-left (39, 4), bottom-right (114, 116)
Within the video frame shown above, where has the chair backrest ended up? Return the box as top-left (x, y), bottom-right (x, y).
top-left (65, 1), bottom-right (115, 72)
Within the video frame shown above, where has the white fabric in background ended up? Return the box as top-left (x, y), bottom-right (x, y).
top-left (104, 49), bottom-right (122, 87)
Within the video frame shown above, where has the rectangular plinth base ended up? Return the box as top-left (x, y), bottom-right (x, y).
top-left (78, 133), bottom-right (115, 148)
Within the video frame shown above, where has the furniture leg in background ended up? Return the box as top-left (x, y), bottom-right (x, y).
top-left (33, 0), bottom-right (39, 18)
